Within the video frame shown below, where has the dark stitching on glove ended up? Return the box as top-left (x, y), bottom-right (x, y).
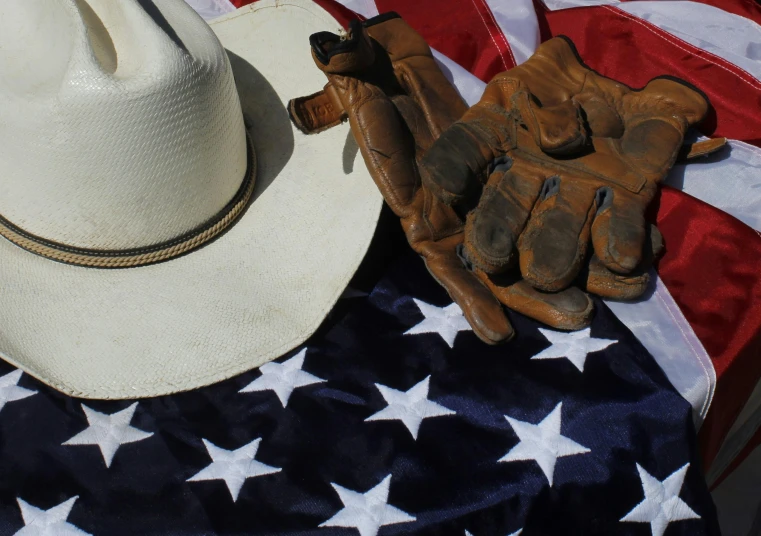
top-left (369, 147), bottom-right (391, 159)
top-left (513, 147), bottom-right (647, 194)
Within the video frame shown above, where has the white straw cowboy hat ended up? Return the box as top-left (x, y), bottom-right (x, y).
top-left (0, 0), bottom-right (381, 398)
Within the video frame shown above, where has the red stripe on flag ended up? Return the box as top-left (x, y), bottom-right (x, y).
top-left (656, 186), bottom-right (761, 470)
top-left (535, 3), bottom-right (761, 146)
top-left (374, 0), bottom-right (515, 81)
top-left (622, 0), bottom-right (761, 28)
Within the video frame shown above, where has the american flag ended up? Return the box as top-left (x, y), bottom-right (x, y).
top-left (0, 236), bottom-right (722, 535)
top-left (1, 0), bottom-right (759, 534)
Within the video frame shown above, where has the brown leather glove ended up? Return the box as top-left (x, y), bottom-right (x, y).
top-left (288, 14), bottom-right (599, 344)
top-left (420, 36), bottom-right (725, 295)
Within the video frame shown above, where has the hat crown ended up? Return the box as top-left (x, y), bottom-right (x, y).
top-left (0, 0), bottom-right (247, 250)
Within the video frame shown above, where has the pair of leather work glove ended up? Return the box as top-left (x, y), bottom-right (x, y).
top-left (289, 12), bottom-right (724, 345)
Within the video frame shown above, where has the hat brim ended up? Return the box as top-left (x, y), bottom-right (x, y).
top-left (0, 0), bottom-right (381, 399)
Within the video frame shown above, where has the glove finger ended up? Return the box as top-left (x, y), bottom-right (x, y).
top-left (475, 269), bottom-right (594, 331)
top-left (422, 235), bottom-right (514, 344)
top-left (518, 177), bottom-right (597, 292)
top-left (463, 160), bottom-right (544, 275)
top-left (584, 224), bottom-right (663, 300)
top-left (584, 256), bottom-right (650, 300)
top-left (420, 95), bottom-right (514, 207)
top-left (420, 121), bottom-right (494, 206)
top-left (342, 87), bottom-right (420, 214)
top-left (590, 187), bottom-right (647, 274)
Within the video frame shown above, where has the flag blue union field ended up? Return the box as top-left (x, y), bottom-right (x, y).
top-left (0, 245), bottom-right (719, 535)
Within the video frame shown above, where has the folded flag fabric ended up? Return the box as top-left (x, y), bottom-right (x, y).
top-left (0, 241), bottom-right (721, 535)
top-left (0, 0), bottom-right (758, 534)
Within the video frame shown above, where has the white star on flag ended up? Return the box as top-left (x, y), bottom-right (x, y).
top-left (239, 348), bottom-right (325, 407)
top-left (620, 463), bottom-right (700, 536)
top-left (187, 437), bottom-right (281, 501)
top-left (531, 328), bottom-right (617, 372)
top-left (62, 403), bottom-right (153, 468)
top-left (320, 474), bottom-right (415, 536)
top-left (500, 402), bottom-right (590, 486)
top-left (404, 299), bottom-right (472, 348)
top-left (0, 370), bottom-right (36, 413)
top-left (365, 376), bottom-right (456, 439)
top-left (13, 496), bottom-right (90, 536)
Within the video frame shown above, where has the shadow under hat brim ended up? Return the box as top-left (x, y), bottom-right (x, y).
top-left (0, 0), bottom-right (381, 399)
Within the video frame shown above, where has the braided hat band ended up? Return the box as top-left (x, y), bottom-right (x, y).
top-left (0, 133), bottom-right (257, 269)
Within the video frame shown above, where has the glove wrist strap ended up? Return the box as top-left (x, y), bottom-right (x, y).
top-left (288, 84), bottom-right (347, 135)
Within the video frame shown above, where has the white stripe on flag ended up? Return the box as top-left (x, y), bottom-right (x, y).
top-left (606, 273), bottom-right (716, 424)
top-left (483, 0), bottom-right (540, 65)
top-left (336, 0), bottom-right (379, 18)
top-left (432, 50), bottom-right (488, 106)
top-left (667, 140), bottom-right (761, 233)
top-left (542, 0), bottom-right (761, 84)
top-left (618, 1), bottom-right (761, 84)
top-left (542, 0), bottom-right (619, 10)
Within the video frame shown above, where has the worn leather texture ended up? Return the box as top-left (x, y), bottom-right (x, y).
top-left (294, 14), bottom-right (599, 345)
top-left (421, 37), bottom-right (713, 295)
top-left (0, 0), bottom-right (382, 398)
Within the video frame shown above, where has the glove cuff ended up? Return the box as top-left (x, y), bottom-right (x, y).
top-left (288, 84), bottom-right (346, 135)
